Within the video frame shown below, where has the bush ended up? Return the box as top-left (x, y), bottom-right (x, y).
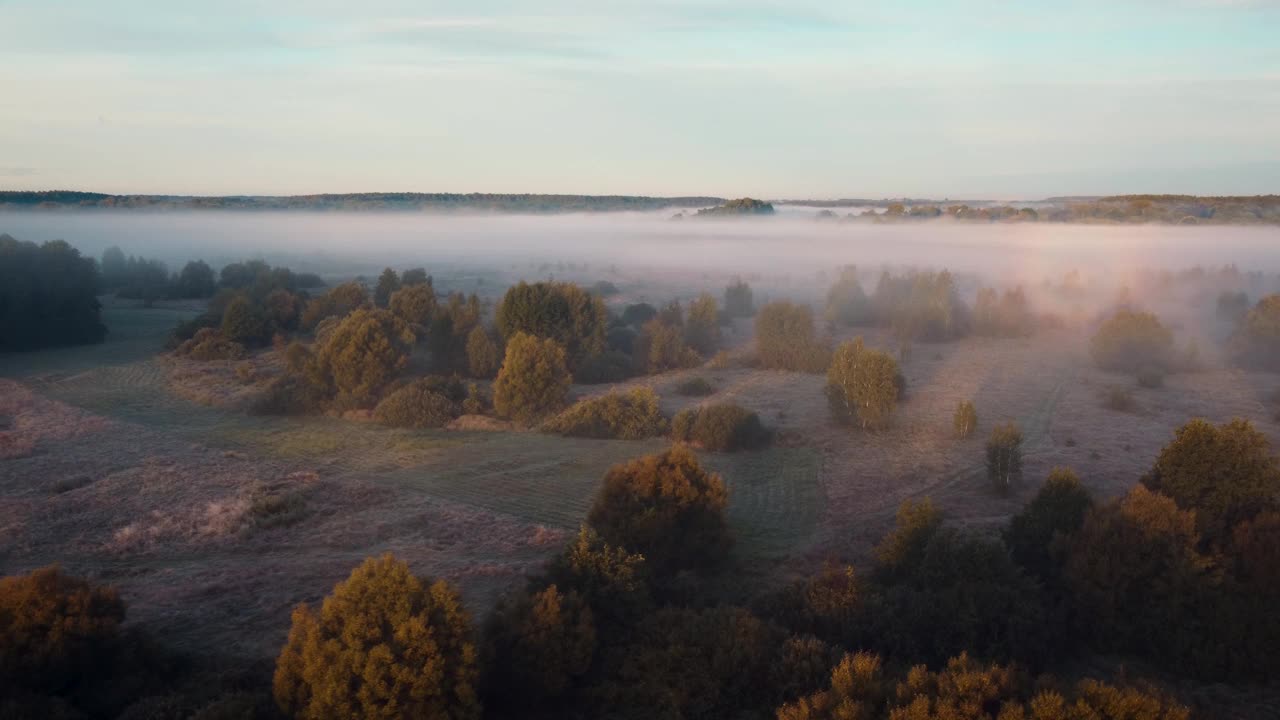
top-left (574, 350), bottom-right (634, 384)
top-left (587, 445), bottom-right (731, 574)
top-left (481, 585), bottom-right (596, 706)
top-left (462, 383), bottom-right (490, 415)
top-left (465, 326), bottom-right (499, 378)
top-left (824, 338), bottom-right (899, 430)
top-left (1103, 386), bottom-right (1138, 412)
top-left (1004, 467), bottom-right (1093, 581)
top-left (496, 281), bottom-right (608, 367)
top-left (1137, 367), bottom-right (1165, 388)
top-left (986, 422), bottom-right (1023, 493)
top-left (273, 554), bottom-right (480, 720)
top-left (676, 377), bottom-right (715, 396)
top-left (541, 388), bottom-right (668, 440)
top-left (303, 308), bottom-right (415, 409)
top-left (671, 402), bottom-right (771, 451)
top-left (174, 328), bottom-right (246, 361)
top-left (1090, 309), bottom-right (1174, 373)
top-left (373, 381), bottom-right (458, 428)
top-left (220, 295), bottom-right (269, 346)
top-left (493, 332), bottom-right (572, 424)
top-left (1141, 417), bottom-right (1280, 541)
top-left (755, 301), bottom-right (831, 372)
top-left (954, 400), bottom-right (978, 438)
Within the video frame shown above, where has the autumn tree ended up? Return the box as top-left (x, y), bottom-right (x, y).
top-left (495, 281), bottom-right (607, 367)
top-left (300, 281), bottom-right (370, 330)
top-left (825, 337), bottom-right (900, 430)
top-left (220, 295), bottom-right (269, 346)
top-left (273, 554), bottom-right (480, 720)
top-left (304, 308), bottom-right (415, 408)
top-left (373, 267), bottom-right (401, 308)
top-left (684, 293), bottom-right (722, 356)
top-left (481, 585), bottom-right (596, 705)
top-left (587, 444), bottom-right (731, 574)
top-left (465, 326), bottom-right (499, 378)
top-left (1141, 418), bottom-right (1280, 541)
top-left (986, 422), bottom-right (1024, 494)
top-left (388, 283), bottom-right (437, 332)
top-left (492, 332), bottom-right (572, 424)
top-left (755, 301), bottom-right (831, 372)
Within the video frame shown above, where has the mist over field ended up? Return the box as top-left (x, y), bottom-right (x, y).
top-left (6, 210), bottom-right (1280, 281)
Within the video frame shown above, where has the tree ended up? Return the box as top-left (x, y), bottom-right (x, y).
top-left (587, 445), bottom-right (731, 574)
top-left (825, 338), bottom-right (899, 430)
top-left (100, 246), bottom-right (127, 288)
top-left (389, 284), bottom-right (437, 333)
top-left (273, 554), bottom-right (480, 720)
top-left (465, 326), bottom-right (499, 379)
top-left (220, 295), bottom-right (269, 346)
top-left (1005, 468), bottom-right (1093, 581)
top-left (986, 422), bottom-right (1023, 493)
top-left (402, 268), bottom-right (431, 287)
top-left (954, 400), bottom-right (978, 438)
top-left (875, 498), bottom-right (942, 577)
top-left (724, 278), bottom-right (755, 318)
top-left (755, 301), bottom-right (830, 372)
top-left (0, 566), bottom-right (125, 695)
top-left (1141, 418), bottom-right (1280, 541)
top-left (374, 267), bottom-right (401, 308)
top-left (492, 332), bottom-right (572, 424)
top-left (0, 236), bottom-right (105, 350)
top-left (174, 260), bottom-right (217, 298)
top-left (824, 266), bottom-right (874, 326)
top-left (620, 303), bottom-right (657, 327)
top-left (300, 281), bottom-right (369, 330)
top-left (482, 585), bottom-right (596, 705)
top-left (1230, 294), bottom-right (1280, 370)
top-left (544, 526), bottom-right (651, 629)
top-left (684, 294), bottom-right (721, 356)
top-left (1090, 310), bottom-right (1174, 373)
top-left (633, 318), bottom-right (699, 374)
top-left (305, 308), bottom-right (415, 408)
top-left (495, 281), bottom-right (607, 367)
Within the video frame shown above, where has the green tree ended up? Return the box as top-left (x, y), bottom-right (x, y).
top-left (174, 260), bottom-right (217, 298)
top-left (402, 268), bottom-right (431, 286)
top-left (954, 400), bottom-right (978, 438)
top-left (465, 326), bottom-right (499, 379)
top-left (825, 338), bottom-right (900, 430)
top-left (495, 281), bottom-right (607, 367)
top-left (1141, 418), bottom-right (1280, 541)
top-left (587, 445), bottom-right (731, 574)
top-left (374, 267), bottom-right (401, 308)
top-left (220, 295), bottom-right (269, 346)
top-left (987, 422), bottom-right (1024, 493)
top-left (492, 332), bottom-right (572, 424)
top-left (273, 554), bottom-right (480, 720)
top-left (305, 308), bottom-right (415, 408)
top-left (0, 236), bottom-right (105, 350)
top-left (755, 301), bottom-right (830, 372)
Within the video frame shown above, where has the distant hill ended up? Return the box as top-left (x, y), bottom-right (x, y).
top-left (0, 191), bottom-right (725, 214)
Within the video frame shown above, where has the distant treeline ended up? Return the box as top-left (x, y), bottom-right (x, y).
top-left (0, 191), bottom-right (725, 214)
top-left (826, 194), bottom-right (1280, 225)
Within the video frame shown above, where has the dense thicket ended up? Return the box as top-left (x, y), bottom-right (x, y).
top-left (0, 235), bottom-right (106, 350)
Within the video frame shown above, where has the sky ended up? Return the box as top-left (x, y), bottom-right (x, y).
top-left (1, 0), bottom-right (1278, 199)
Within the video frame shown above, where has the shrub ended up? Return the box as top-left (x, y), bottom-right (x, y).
top-left (495, 281), bottom-right (608, 367)
top-left (273, 554), bottom-right (480, 720)
top-left (303, 308), bottom-right (415, 408)
top-left (723, 277), bottom-right (755, 318)
top-left (824, 338), bottom-right (899, 430)
top-left (676, 376), bottom-right (715, 396)
top-left (481, 585), bottom-right (596, 706)
top-left (1137, 367), bottom-right (1165, 388)
top-left (574, 350), bottom-right (634, 384)
top-left (540, 388), bottom-right (667, 440)
top-left (954, 400), bottom-right (978, 438)
top-left (465, 326), bottom-right (499, 378)
top-left (824, 266), bottom-right (875, 327)
top-left (755, 301), bottom-right (831, 372)
top-left (587, 445), bottom-right (731, 574)
top-left (1141, 417), bottom-right (1280, 541)
top-left (1229, 294), bottom-right (1280, 370)
top-left (373, 381), bottom-right (458, 428)
top-left (462, 383), bottom-right (490, 415)
top-left (670, 402), bottom-right (771, 451)
top-left (1090, 309), bottom-right (1174, 373)
top-left (219, 296), bottom-right (269, 346)
top-left (986, 422), bottom-right (1024, 493)
top-left (388, 283), bottom-right (437, 331)
top-left (634, 317), bottom-right (701, 374)
top-left (0, 566), bottom-right (125, 695)
top-left (707, 350), bottom-right (733, 369)
top-left (174, 328), bottom-right (246, 361)
top-left (1004, 467), bottom-right (1094, 581)
top-left (492, 332), bottom-right (572, 424)
top-left (684, 293), bottom-right (721, 356)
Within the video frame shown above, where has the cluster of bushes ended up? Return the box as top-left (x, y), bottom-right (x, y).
top-left (541, 388), bottom-right (668, 440)
top-left (171, 259), bottom-right (319, 354)
top-left (873, 269), bottom-right (969, 342)
top-left (0, 235), bottom-right (105, 350)
top-left (672, 402), bottom-right (771, 451)
top-left (373, 375), bottom-right (485, 428)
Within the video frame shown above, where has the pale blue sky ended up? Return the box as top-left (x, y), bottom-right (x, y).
top-left (1, 0), bottom-right (1277, 198)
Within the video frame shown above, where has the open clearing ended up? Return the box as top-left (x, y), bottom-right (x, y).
top-left (3, 302), bottom-right (1280, 662)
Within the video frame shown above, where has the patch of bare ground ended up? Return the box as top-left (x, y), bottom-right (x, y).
top-left (0, 381), bottom-right (566, 659)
